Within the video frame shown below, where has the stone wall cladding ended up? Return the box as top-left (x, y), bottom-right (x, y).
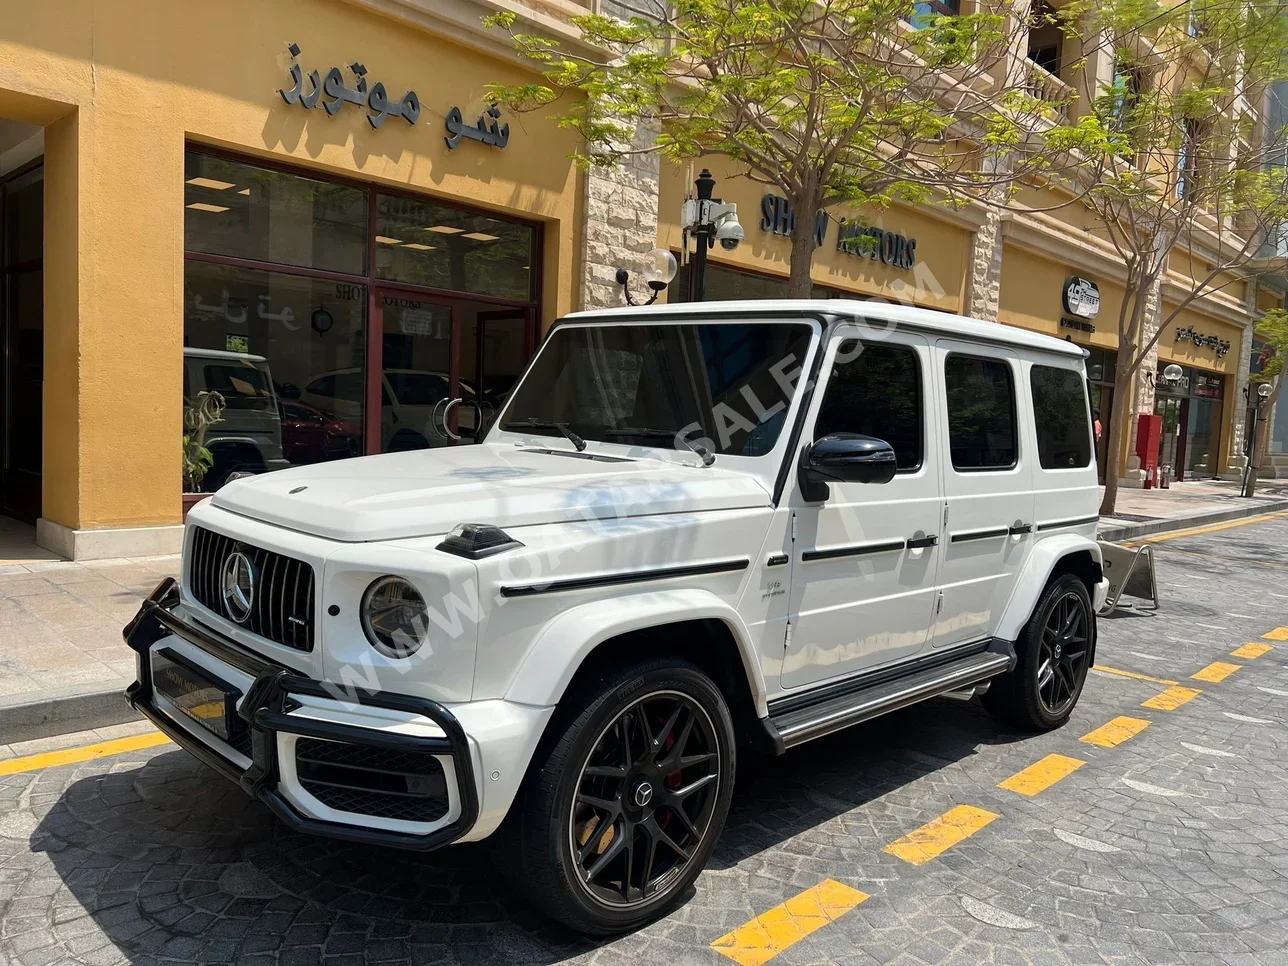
top-left (580, 119), bottom-right (662, 311)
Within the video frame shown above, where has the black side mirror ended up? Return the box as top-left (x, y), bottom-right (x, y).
top-left (798, 433), bottom-right (898, 501)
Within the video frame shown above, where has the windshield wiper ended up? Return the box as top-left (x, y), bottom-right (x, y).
top-left (604, 427), bottom-right (716, 467)
top-left (503, 418), bottom-right (586, 452)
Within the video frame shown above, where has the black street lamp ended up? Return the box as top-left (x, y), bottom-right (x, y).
top-left (616, 248), bottom-right (677, 306)
top-left (679, 168), bottom-right (744, 302)
top-left (1242, 380), bottom-right (1273, 498)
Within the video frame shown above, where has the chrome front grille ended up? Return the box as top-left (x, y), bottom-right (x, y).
top-left (188, 526), bottom-right (316, 652)
top-left (295, 738), bottom-right (450, 823)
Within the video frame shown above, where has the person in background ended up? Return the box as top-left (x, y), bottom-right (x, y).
top-left (1093, 407), bottom-right (1103, 442)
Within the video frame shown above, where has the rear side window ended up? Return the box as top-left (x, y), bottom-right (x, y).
top-left (1030, 365), bottom-right (1092, 469)
top-left (815, 340), bottom-right (923, 471)
top-left (944, 354), bottom-right (1017, 470)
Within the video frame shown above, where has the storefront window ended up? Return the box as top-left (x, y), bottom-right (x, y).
top-left (183, 261), bottom-right (366, 491)
top-left (183, 148), bottom-right (541, 493)
top-left (375, 194), bottom-right (535, 302)
top-left (184, 152), bottom-right (368, 276)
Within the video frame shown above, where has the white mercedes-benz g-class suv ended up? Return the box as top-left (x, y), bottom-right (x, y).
top-left (125, 300), bottom-right (1107, 933)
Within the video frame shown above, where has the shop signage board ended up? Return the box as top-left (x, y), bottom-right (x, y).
top-left (1175, 325), bottom-right (1232, 359)
top-left (276, 43), bottom-right (511, 149)
top-left (758, 193), bottom-right (919, 270)
top-left (1062, 276), bottom-right (1101, 319)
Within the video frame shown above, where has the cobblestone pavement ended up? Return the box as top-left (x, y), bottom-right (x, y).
top-left (4, 515), bottom-right (1288, 965)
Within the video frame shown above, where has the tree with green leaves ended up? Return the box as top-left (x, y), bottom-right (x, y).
top-left (485, 0), bottom-right (1071, 296)
top-left (1246, 305), bottom-right (1288, 495)
top-left (1046, 0), bottom-right (1288, 513)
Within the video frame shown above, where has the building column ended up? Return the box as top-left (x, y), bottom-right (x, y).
top-left (963, 153), bottom-right (1009, 320)
top-left (579, 119), bottom-right (662, 311)
top-left (34, 90), bottom-right (185, 559)
top-left (1226, 291), bottom-right (1257, 477)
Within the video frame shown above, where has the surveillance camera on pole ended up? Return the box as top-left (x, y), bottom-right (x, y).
top-left (679, 169), bottom-right (744, 301)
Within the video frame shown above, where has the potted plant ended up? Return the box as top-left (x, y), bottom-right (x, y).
top-left (182, 390), bottom-right (226, 519)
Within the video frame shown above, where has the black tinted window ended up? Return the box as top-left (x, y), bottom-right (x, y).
top-left (815, 341), bottom-right (923, 471)
top-left (501, 323), bottom-right (813, 456)
top-left (1031, 365), bottom-right (1092, 469)
top-left (945, 355), bottom-right (1017, 470)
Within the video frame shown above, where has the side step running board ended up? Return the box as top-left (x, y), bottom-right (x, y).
top-left (767, 651), bottom-right (1011, 750)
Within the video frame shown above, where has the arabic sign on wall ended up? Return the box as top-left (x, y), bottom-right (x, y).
top-left (277, 43), bottom-right (510, 149)
top-left (1175, 325), bottom-right (1232, 359)
top-left (758, 194), bottom-right (918, 270)
top-left (1062, 276), bottom-right (1101, 320)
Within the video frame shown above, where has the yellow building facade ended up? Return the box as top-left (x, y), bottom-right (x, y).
top-left (0, 0), bottom-right (1272, 557)
top-left (0, 0), bottom-right (590, 557)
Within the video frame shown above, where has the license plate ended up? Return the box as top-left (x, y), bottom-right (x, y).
top-left (153, 649), bottom-right (238, 741)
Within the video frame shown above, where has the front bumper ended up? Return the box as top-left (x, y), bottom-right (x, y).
top-left (123, 577), bottom-right (479, 851)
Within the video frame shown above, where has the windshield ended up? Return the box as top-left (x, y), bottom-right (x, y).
top-left (498, 321), bottom-right (814, 456)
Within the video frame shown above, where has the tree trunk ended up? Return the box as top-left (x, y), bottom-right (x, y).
top-left (787, 191), bottom-right (820, 298)
top-left (1098, 358), bottom-right (1138, 517)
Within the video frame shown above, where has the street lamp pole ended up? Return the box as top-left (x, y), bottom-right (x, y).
top-left (688, 169), bottom-right (717, 303)
top-left (1242, 382), bottom-right (1272, 498)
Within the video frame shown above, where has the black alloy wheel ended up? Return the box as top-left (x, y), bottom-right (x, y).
top-left (1036, 590), bottom-right (1091, 716)
top-left (501, 657), bottom-right (735, 934)
top-left (982, 572), bottom-right (1094, 731)
top-left (570, 691), bottom-right (720, 908)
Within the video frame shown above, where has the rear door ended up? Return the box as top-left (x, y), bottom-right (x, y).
top-left (1028, 358), bottom-right (1099, 533)
top-left (931, 341), bottom-right (1035, 649)
top-left (783, 326), bottom-right (943, 688)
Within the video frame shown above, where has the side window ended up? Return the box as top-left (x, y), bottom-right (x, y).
top-left (944, 354), bottom-right (1017, 470)
top-left (815, 340), bottom-right (923, 471)
top-left (1031, 364), bottom-right (1092, 469)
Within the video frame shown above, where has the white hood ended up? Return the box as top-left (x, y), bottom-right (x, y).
top-left (210, 444), bottom-right (772, 541)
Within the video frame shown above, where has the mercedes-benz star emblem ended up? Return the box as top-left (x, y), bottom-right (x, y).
top-left (633, 782), bottom-right (654, 807)
top-left (221, 551), bottom-right (255, 624)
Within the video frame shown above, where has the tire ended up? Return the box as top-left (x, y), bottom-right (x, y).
top-left (500, 657), bottom-right (736, 934)
top-left (983, 573), bottom-right (1094, 731)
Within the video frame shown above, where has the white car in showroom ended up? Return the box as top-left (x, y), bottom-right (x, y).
top-left (126, 300), bottom-right (1106, 933)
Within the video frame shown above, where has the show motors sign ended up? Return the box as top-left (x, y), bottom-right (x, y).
top-left (760, 194), bottom-right (918, 271)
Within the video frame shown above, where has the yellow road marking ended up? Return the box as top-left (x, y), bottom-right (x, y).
top-left (1232, 642), bottom-right (1275, 659)
top-left (1191, 661), bottom-right (1242, 683)
top-left (1141, 685), bottom-right (1203, 711)
top-left (1080, 716), bottom-right (1152, 748)
top-left (883, 805), bottom-right (999, 866)
top-left (1263, 627), bottom-right (1288, 641)
top-left (1092, 664), bottom-right (1179, 687)
top-left (998, 754), bottom-right (1086, 796)
top-left (1131, 511), bottom-right (1288, 546)
top-left (711, 879), bottom-right (870, 966)
top-left (0, 732), bottom-right (172, 777)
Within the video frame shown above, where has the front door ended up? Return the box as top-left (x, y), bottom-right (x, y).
top-left (473, 309), bottom-right (532, 434)
top-left (374, 292), bottom-right (456, 451)
top-left (783, 328), bottom-right (943, 689)
top-left (932, 341), bottom-right (1034, 649)
top-left (0, 164), bottom-right (42, 523)
top-left (1157, 396), bottom-right (1187, 481)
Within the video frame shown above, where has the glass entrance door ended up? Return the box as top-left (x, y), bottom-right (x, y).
top-left (473, 309), bottom-right (531, 434)
top-left (375, 293), bottom-right (456, 451)
top-left (1157, 396), bottom-right (1188, 482)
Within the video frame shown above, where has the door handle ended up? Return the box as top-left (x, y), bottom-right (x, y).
top-left (906, 534), bottom-right (939, 549)
top-left (1009, 523), bottom-right (1033, 535)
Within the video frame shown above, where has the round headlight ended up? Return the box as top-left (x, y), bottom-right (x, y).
top-left (361, 576), bottom-right (429, 659)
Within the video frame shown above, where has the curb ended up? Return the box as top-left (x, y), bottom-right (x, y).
top-left (1097, 498), bottom-right (1288, 543)
top-left (0, 682), bottom-right (140, 746)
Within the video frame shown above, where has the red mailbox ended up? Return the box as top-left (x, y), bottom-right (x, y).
top-left (1136, 413), bottom-right (1162, 488)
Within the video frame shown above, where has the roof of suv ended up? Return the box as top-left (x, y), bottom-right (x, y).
top-left (563, 299), bottom-right (1086, 360)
